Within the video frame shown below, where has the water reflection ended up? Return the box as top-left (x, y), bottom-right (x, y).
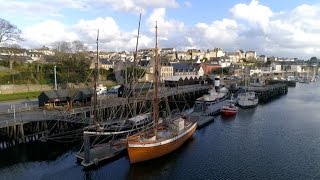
top-left (220, 115), bottom-right (236, 122)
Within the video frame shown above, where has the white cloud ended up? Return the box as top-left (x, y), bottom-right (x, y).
top-left (22, 20), bottom-right (78, 47)
top-left (21, 17), bottom-right (152, 51)
top-left (146, 8), bottom-right (184, 38)
top-left (230, 0), bottom-right (273, 31)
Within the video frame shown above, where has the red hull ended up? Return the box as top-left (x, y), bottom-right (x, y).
top-left (220, 105), bottom-right (238, 116)
top-left (221, 110), bottom-right (237, 116)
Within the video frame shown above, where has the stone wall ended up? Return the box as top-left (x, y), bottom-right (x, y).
top-left (0, 84), bottom-right (53, 94)
top-left (0, 80), bottom-right (115, 94)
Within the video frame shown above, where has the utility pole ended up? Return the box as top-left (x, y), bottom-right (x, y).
top-left (54, 65), bottom-right (57, 90)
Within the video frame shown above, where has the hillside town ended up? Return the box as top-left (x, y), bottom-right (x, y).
top-left (0, 45), bottom-right (318, 85)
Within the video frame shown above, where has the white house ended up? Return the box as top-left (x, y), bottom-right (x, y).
top-left (290, 64), bottom-right (302, 73)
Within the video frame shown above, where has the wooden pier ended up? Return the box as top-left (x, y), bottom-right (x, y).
top-left (246, 83), bottom-right (288, 103)
top-left (267, 80), bottom-right (296, 87)
top-left (0, 84), bottom-right (210, 150)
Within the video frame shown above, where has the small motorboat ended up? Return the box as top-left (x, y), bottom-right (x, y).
top-left (220, 94), bottom-right (238, 116)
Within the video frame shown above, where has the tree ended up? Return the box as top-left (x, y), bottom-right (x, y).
top-left (51, 41), bottom-right (72, 53)
top-left (72, 40), bottom-right (87, 53)
top-left (0, 18), bottom-right (23, 43)
top-left (310, 57), bottom-right (318, 63)
top-left (4, 45), bottom-right (25, 69)
top-left (211, 67), bottom-right (232, 75)
top-left (122, 67), bottom-right (145, 83)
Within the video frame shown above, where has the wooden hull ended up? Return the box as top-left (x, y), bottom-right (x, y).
top-left (127, 123), bottom-right (197, 164)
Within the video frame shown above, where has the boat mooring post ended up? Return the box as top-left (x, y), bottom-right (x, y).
top-left (83, 133), bottom-right (91, 165)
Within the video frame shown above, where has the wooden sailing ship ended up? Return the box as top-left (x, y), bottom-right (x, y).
top-left (77, 14), bottom-right (154, 168)
top-left (127, 22), bottom-right (197, 164)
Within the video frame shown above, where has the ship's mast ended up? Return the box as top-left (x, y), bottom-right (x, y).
top-left (154, 21), bottom-right (159, 135)
top-left (129, 13), bottom-right (141, 113)
top-left (93, 29), bottom-right (99, 126)
top-left (132, 13), bottom-right (141, 85)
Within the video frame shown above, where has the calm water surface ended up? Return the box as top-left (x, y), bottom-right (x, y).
top-left (1, 82), bottom-right (320, 180)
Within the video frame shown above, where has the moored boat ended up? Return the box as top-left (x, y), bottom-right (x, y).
top-left (220, 102), bottom-right (238, 116)
top-left (220, 95), bottom-right (238, 116)
top-left (127, 22), bottom-right (197, 164)
top-left (127, 117), bottom-right (197, 164)
top-left (237, 92), bottom-right (258, 108)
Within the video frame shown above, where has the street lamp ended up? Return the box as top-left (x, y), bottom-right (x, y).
top-left (54, 65), bottom-right (57, 90)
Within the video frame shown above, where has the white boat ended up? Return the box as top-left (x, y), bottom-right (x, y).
top-left (196, 87), bottom-right (229, 102)
top-left (237, 64), bottom-right (259, 108)
top-left (189, 87), bottom-right (229, 127)
top-left (237, 92), bottom-right (258, 108)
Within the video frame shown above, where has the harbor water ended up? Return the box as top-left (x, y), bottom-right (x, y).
top-left (1, 82), bottom-right (320, 180)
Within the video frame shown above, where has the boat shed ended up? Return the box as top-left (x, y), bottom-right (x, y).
top-left (164, 75), bottom-right (202, 87)
top-left (38, 89), bottom-right (69, 107)
top-left (38, 88), bottom-right (93, 108)
top-left (78, 88), bottom-right (94, 105)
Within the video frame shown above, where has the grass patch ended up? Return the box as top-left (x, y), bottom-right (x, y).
top-left (104, 81), bottom-right (117, 88)
top-left (0, 71), bottom-right (10, 77)
top-left (0, 91), bottom-right (41, 102)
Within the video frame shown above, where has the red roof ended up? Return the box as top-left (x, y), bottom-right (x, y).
top-left (201, 63), bottom-right (221, 74)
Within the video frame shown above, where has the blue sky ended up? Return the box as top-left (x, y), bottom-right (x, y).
top-left (1, 0), bottom-right (320, 59)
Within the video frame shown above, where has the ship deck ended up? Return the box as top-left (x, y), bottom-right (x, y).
top-left (128, 120), bottom-right (195, 144)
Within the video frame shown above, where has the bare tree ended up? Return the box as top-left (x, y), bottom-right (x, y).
top-left (72, 40), bottom-right (87, 53)
top-left (0, 18), bottom-right (23, 43)
top-left (5, 45), bottom-right (25, 69)
top-left (51, 41), bottom-right (72, 53)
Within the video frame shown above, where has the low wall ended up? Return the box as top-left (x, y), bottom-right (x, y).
top-left (0, 81), bottom-right (115, 94)
top-left (0, 84), bottom-right (53, 94)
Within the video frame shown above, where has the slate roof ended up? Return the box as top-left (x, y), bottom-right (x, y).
top-left (171, 63), bottom-right (193, 71)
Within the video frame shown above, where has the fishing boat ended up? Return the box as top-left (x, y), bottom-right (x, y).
top-left (237, 91), bottom-right (258, 108)
top-left (127, 22), bottom-right (197, 164)
top-left (237, 64), bottom-right (258, 108)
top-left (220, 95), bottom-right (238, 116)
top-left (188, 86), bottom-right (229, 128)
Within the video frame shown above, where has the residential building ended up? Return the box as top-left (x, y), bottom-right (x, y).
top-left (197, 66), bottom-right (205, 76)
top-left (160, 65), bottom-right (174, 82)
top-left (186, 49), bottom-right (201, 60)
top-left (271, 62), bottom-right (282, 72)
top-left (245, 51), bottom-right (256, 59)
top-left (226, 52), bottom-right (240, 63)
top-left (213, 48), bottom-right (225, 58)
top-left (237, 49), bottom-right (245, 59)
top-left (30, 46), bottom-right (55, 56)
top-left (27, 51), bottom-right (44, 62)
top-left (290, 64), bottom-right (302, 73)
top-left (100, 59), bottom-right (114, 70)
top-left (171, 63), bottom-right (196, 76)
top-left (176, 51), bottom-right (187, 60)
top-left (160, 48), bottom-right (176, 54)
top-left (258, 55), bottom-right (267, 63)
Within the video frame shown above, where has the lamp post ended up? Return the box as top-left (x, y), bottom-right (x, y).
top-left (54, 65), bottom-right (57, 90)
